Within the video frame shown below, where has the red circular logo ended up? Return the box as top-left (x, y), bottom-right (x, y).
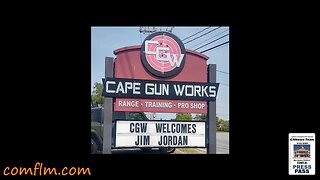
top-left (141, 32), bottom-right (186, 78)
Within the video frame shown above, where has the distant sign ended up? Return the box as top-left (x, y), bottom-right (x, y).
top-left (115, 120), bottom-right (206, 148)
top-left (102, 77), bottom-right (219, 101)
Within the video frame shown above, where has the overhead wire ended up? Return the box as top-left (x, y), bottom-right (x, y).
top-left (181, 26), bottom-right (211, 41)
top-left (217, 70), bottom-right (229, 74)
top-left (189, 29), bottom-right (229, 49)
top-left (184, 26), bottom-right (221, 44)
top-left (194, 33), bottom-right (229, 51)
top-left (200, 41), bottom-right (229, 53)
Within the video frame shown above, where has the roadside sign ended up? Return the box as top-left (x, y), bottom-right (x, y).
top-left (115, 120), bottom-right (206, 148)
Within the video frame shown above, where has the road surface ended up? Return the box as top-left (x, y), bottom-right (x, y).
top-left (216, 131), bottom-right (229, 154)
top-left (110, 132), bottom-right (229, 154)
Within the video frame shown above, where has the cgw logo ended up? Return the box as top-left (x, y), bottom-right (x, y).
top-left (144, 40), bottom-right (184, 67)
top-left (141, 32), bottom-right (186, 78)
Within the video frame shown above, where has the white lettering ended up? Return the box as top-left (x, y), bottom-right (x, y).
top-left (106, 81), bottom-right (115, 93)
top-left (194, 85), bottom-right (201, 97)
top-left (125, 82), bottom-right (132, 93)
top-left (118, 100), bottom-right (139, 107)
top-left (163, 84), bottom-right (169, 95)
top-left (144, 40), bottom-right (184, 68)
top-left (133, 82), bottom-right (140, 94)
top-left (174, 85), bottom-right (185, 96)
top-left (178, 103), bottom-right (189, 109)
top-left (144, 101), bottom-right (172, 108)
top-left (145, 83), bottom-right (154, 95)
top-left (154, 84), bottom-right (162, 95)
top-left (191, 103), bottom-right (206, 109)
top-left (116, 82), bottom-right (124, 93)
top-left (109, 82), bottom-right (141, 94)
top-left (209, 86), bottom-right (216, 97)
top-left (145, 40), bottom-right (158, 55)
top-left (169, 54), bottom-right (184, 67)
top-left (145, 83), bottom-right (169, 95)
top-left (105, 79), bottom-right (217, 100)
top-left (202, 86), bottom-right (208, 97)
top-left (185, 85), bottom-right (194, 96)
top-left (173, 84), bottom-right (217, 98)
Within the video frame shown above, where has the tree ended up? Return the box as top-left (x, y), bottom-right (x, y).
top-left (216, 117), bottom-right (229, 132)
top-left (194, 114), bottom-right (207, 120)
top-left (220, 120), bottom-right (229, 132)
top-left (193, 114), bottom-right (229, 131)
top-left (216, 117), bottom-right (222, 127)
top-left (92, 82), bottom-right (104, 107)
top-left (175, 113), bottom-right (192, 120)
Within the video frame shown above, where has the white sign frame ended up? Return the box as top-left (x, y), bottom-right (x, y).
top-left (115, 120), bottom-right (207, 148)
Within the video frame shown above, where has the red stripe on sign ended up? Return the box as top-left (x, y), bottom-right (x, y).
top-left (114, 98), bottom-right (207, 113)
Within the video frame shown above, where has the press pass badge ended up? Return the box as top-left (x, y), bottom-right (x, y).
top-left (288, 133), bottom-right (315, 175)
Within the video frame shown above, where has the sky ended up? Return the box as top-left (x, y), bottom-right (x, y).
top-left (91, 27), bottom-right (229, 121)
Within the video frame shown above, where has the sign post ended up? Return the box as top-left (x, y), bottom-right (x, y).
top-left (103, 57), bottom-right (114, 154)
top-left (207, 64), bottom-right (217, 154)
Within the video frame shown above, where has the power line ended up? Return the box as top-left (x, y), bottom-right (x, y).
top-left (190, 29), bottom-right (229, 49)
top-left (194, 33), bottom-right (229, 51)
top-left (200, 41), bottom-right (229, 53)
top-left (182, 26), bottom-right (211, 41)
top-left (217, 70), bottom-right (229, 74)
top-left (184, 26), bottom-right (221, 44)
